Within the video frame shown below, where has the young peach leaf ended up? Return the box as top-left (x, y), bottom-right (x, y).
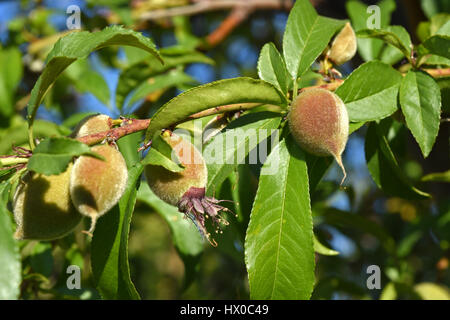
top-left (335, 61), bottom-right (402, 122)
top-left (91, 163), bottom-right (142, 300)
top-left (27, 137), bottom-right (103, 176)
top-left (365, 121), bottom-right (430, 200)
top-left (27, 26), bottom-right (161, 130)
top-left (205, 112), bottom-right (281, 195)
top-left (145, 77), bottom-right (288, 142)
top-left (245, 137), bottom-right (315, 299)
top-left (257, 42), bottom-right (291, 95)
top-left (399, 70), bottom-right (441, 158)
top-left (0, 183), bottom-right (21, 299)
top-left (283, 0), bottom-right (345, 79)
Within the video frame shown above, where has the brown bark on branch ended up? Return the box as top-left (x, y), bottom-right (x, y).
top-left (206, 6), bottom-right (252, 47)
top-left (76, 119), bottom-right (150, 146)
top-left (299, 79), bottom-right (344, 93)
top-left (137, 0), bottom-right (293, 21)
top-left (424, 68), bottom-right (450, 78)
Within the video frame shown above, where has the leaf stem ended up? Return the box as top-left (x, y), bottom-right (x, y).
top-left (28, 124), bottom-right (35, 150)
top-left (187, 103), bottom-right (265, 119)
top-left (0, 157), bottom-right (29, 167)
top-left (292, 77), bottom-right (298, 103)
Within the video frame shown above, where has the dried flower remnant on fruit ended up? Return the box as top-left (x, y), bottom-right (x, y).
top-left (145, 132), bottom-right (231, 246)
top-left (178, 186), bottom-right (233, 246)
top-left (13, 164), bottom-right (82, 240)
top-left (328, 22), bottom-right (357, 66)
top-left (288, 88), bottom-right (349, 184)
top-left (69, 144), bottom-right (128, 235)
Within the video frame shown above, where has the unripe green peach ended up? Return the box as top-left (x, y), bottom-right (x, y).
top-left (145, 133), bottom-right (207, 206)
top-left (328, 22), bottom-right (357, 66)
top-left (13, 164), bottom-right (82, 240)
top-left (288, 88), bottom-right (349, 183)
top-left (69, 144), bottom-right (128, 234)
top-left (70, 114), bottom-right (112, 138)
top-left (145, 132), bottom-right (229, 246)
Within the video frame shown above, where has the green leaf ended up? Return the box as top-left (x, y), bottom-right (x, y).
top-left (422, 170), bottom-right (450, 183)
top-left (421, 54), bottom-right (450, 67)
top-left (314, 235), bottom-right (339, 256)
top-left (141, 148), bottom-right (184, 173)
top-left (30, 242), bottom-right (54, 278)
top-left (137, 183), bottom-right (203, 256)
top-left (91, 163), bottom-right (142, 300)
top-left (312, 276), bottom-right (369, 299)
top-left (349, 122), bottom-right (366, 133)
top-left (141, 132), bottom-right (184, 172)
top-left (116, 48), bottom-right (213, 109)
top-left (0, 47), bottom-right (22, 117)
top-left (397, 229), bottom-right (423, 258)
top-left (346, 0), bottom-right (396, 61)
top-left (0, 48), bottom-right (22, 90)
top-left (305, 121), bottom-right (364, 194)
top-left (380, 282), bottom-right (397, 300)
top-left (0, 118), bottom-right (67, 155)
top-left (245, 137), bottom-right (315, 299)
top-left (205, 112), bottom-right (281, 195)
top-left (335, 61), bottom-right (402, 122)
top-left (316, 207), bottom-right (395, 254)
top-left (416, 15), bottom-right (450, 57)
top-left (421, 0), bottom-right (450, 19)
top-left (305, 154), bottom-right (333, 194)
top-left (27, 137), bottom-right (103, 176)
top-left (414, 283), bottom-right (450, 300)
top-left (257, 43), bottom-right (290, 94)
top-left (64, 59), bottom-right (110, 108)
top-left (417, 21), bottom-right (431, 43)
top-left (137, 183), bottom-right (203, 286)
top-left (365, 121), bottom-right (431, 200)
top-left (435, 18), bottom-right (450, 35)
top-left (126, 69), bottom-right (194, 109)
top-left (145, 77), bottom-right (287, 141)
top-left (283, 0), bottom-right (345, 79)
top-left (27, 26), bottom-right (161, 128)
top-left (117, 130), bottom-right (141, 168)
top-left (420, 35), bottom-right (450, 60)
top-left (173, 16), bottom-right (202, 49)
top-left (399, 70), bottom-right (441, 158)
top-left (0, 183), bottom-right (21, 300)
top-left (437, 76), bottom-right (450, 113)
top-left (61, 112), bottom-right (98, 129)
top-left (357, 26), bottom-right (412, 62)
